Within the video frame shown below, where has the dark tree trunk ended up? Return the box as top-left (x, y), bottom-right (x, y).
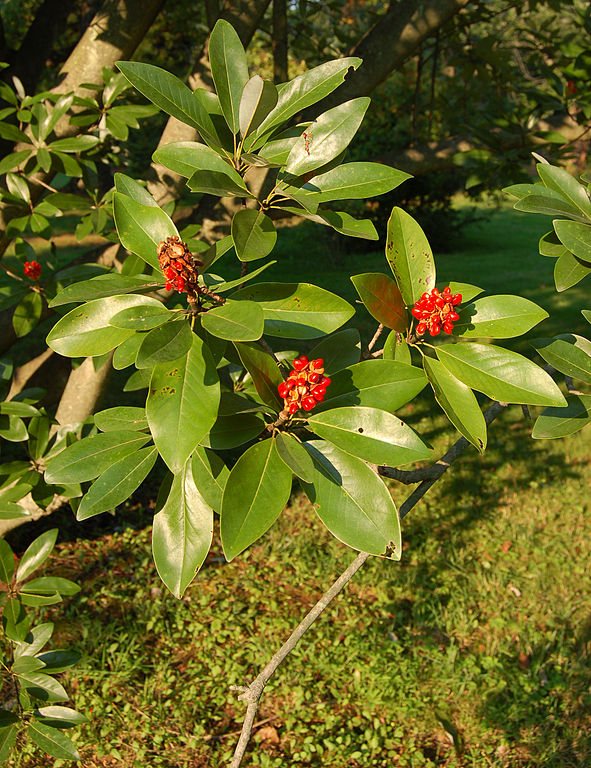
top-left (272, 0), bottom-right (288, 84)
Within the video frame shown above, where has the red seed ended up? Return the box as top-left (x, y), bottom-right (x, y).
top-left (430, 324), bottom-right (441, 336)
top-left (449, 311), bottom-right (459, 321)
top-left (313, 391), bottom-right (324, 402)
top-left (308, 372), bottom-right (320, 383)
top-left (420, 309), bottom-right (431, 319)
top-left (431, 287), bottom-right (440, 296)
top-left (320, 376), bottom-right (331, 386)
top-left (412, 307), bottom-right (422, 319)
top-left (288, 402), bottom-right (299, 414)
top-left (452, 294), bottom-right (462, 305)
top-left (435, 296), bottom-right (445, 308)
top-left (416, 322), bottom-right (427, 335)
top-left (311, 358), bottom-right (323, 368)
top-left (443, 323), bottom-right (453, 334)
top-left (278, 382), bottom-right (289, 398)
top-left (312, 386), bottom-right (326, 397)
top-left (302, 396), bottom-right (316, 411)
top-left (293, 358), bottom-right (306, 371)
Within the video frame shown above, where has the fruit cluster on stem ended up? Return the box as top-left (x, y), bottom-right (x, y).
top-left (278, 356), bottom-right (331, 414)
top-left (157, 236), bottom-right (202, 294)
top-left (23, 260), bottom-right (41, 281)
top-left (411, 286), bottom-right (461, 336)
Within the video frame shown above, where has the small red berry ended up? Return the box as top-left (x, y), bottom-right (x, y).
top-left (430, 324), bottom-right (441, 336)
top-left (320, 376), bottom-right (331, 386)
top-left (411, 307), bottom-right (422, 319)
top-left (278, 382), bottom-right (289, 398)
top-left (301, 396), bottom-right (316, 411)
top-left (308, 372), bottom-right (320, 383)
top-left (23, 260), bottom-right (42, 281)
top-left (293, 357), bottom-right (307, 371)
top-left (288, 402), bottom-right (299, 414)
top-left (452, 294), bottom-right (462, 305)
top-left (443, 322), bottom-right (453, 335)
top-left (311, 358), bottom-right (323, 368)
top-left (449, 311), bottom-right (459, 321)
top-left (416, 321), bottom-right (427, 335)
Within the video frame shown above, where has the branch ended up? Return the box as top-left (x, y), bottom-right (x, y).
top-left (229, 397), bottom-right (510, 764)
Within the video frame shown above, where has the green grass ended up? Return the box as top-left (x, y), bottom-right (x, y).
top-left (5, 202), bottom-right (591, 767)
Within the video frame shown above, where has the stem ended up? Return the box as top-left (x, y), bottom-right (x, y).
top-left (367, 323), bottom-right (384, 353)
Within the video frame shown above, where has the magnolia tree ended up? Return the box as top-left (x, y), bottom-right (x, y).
top-left (1, 19), bottom-right (591, 766)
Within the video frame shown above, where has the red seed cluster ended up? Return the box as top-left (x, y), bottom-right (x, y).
top-left (278, 356), bottom-right (331, 414)
top-left (24, 260), bottom-right (41, 281)
top-left (157, 236), bottom-right (202, 294)
top-left (411, 286), bottom-right (461, 336)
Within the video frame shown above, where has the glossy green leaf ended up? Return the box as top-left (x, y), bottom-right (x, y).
top-left (539, 230), bottom-right (566, 258)
top-left (249, 57), bottom-right (361, 146)
top-left (136, 320), bottom-right (193, 369)
top-left (553, 219), bottom-right (591, 264)
top-left (532, 394), bottom-right (591, 438)
top-left (191, 447), bottom-right (229, 511)
top-left (532, 334), bottom-right (591, 384)
top-left (113, 192), bottom-right (178, 269)
top-left (308, 406), bottom-right (431, 466)
top-left (454, 295), bottom-right (548, 338)
top-left (153, 462), bottom-right (213, 598)
top-left (200, 411), bottom-right (265, 450)
top-left (582, 310), bottom-right (591, 325)
top-left (308, 329), bottom-right (361, 373)
top-left (0, 725), bottom-right (16, 763)
top-left (294, 162), bottom-right (410, 202)
top-left (351, 272), bottom-right (407, 331)
top-left (383, 331), bottom-right (411, 363)
top-left (232, 282), bottom-right (354, 339)
top-left (258, 124), bottom-right (305, 164)
top-left (35, 706), bottom-right (87, 727)
top-left (45, 432), bottom-right (150, 484)
top-left (203, 259), bottom-right (276, 294)
top-left (47, 135), bottom-right (99, 152)
top-left (444, 281), bottom-right (483, 303)
top-left (284, 207), bottom-right (378, 240)
top-left (209, 19), bottom-right (249, 133)
top-left (14, 622), bottom-right (54, 658)
top-left (239, 76), bottom-right (278, 138)
top-left (303, 441), bottom-right (400, 558)
top-left (28, 722), bottom-right (79, 760)
top-left (231, 209), bottom-right (276, 262)
top-left (21, 576), bottom-right (79, 596)
top-left (3, 597), bottom-right (28, 641)
top-left (152, 141), bottom-right (245, 185)
top-left (386, 207), bottom-right (435, 306)
top-left (0, 539), bottom-right (14, 584)
top-left (114, 172), bottom-right (158, 206)
top-left (94, 406), bottom-right (147, 432)
top-left (200, 299), bottom-right (264, 341)
top-left (423, 356), bottom-right (487, 451)
top-left (0, 401), bottom-right (39, 417)
top-left (147, 335), bottom-right (220, 472)
top-left (36, 649), bottom-right (81, 673)
top-left (15, 529), bottom-right (57, 583)
top-left (285, 97), bottom-right (369, 176)
top-left (275, 432), bottom-right (314, 482)
top-left (0, 414), bottom-right (28, 442)
top-left (109, 299), bottom-right (170, 330)
top-left (554, 250), bottom-right (591, 291)
top-left (436, 343), bottom-right (566, 406)
top-left (234, 342), bottom-right (282, 409)
top-left (116, 61), bottom-right (218, 145)
top-left (49, 274), bottom-right (163, 307)
top-left (537, 163), bottom-right (591, 220)
top-left (221, 438), bottom-right (291, 561)
top-left (18, 671), bottom-right (67, 701)
top-left (318, 360), bottom-right (427, 414)
top-left (13, 291), bottom-right (42, 338)
top-left (514, 194), bottom-right (586, 221)
top-left (112, 332), bottom-right (144, 370)
top-left (77, 446), bottom-right (158, 520)
top-left (187, 169), bottom-right (252, 197)
top-left (47, 295), bottom-right (161, 357)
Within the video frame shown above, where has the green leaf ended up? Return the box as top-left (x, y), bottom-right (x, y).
top-left (302, 441), bottom-right (400, 558)
top-left (94, 406), bottom-right (147, 432)
top-left (0, 725), bottom-right (16, 763)
top-left (0, 539), bottom-right (14, 584)
top-left (12, 657), bottom-right (45, 675)
top-left (200, 299), bottom-right (264, 341)
top-left (423, 356), bottom-right (487, 451)
top-left (234, 341), bottom-right (283, 409)
top-left (209, 19), bottom-right (249, 134)
top-left (200, 411), bottom-right (265, 450)
top-left (47, 135), bottom-right (99, 152)
top-left (221, 438), bottom-right (291, 561)
top-left (153, 463), bottom-right (213, 598)
top-left (0, 401), bottom-right (39, 417)
top-left (454, 295), bottom-right (548, 338)
top-left (232, 282), bottom-right (354, 339)
top-left (18, 672), bottom-right (67, 702)
top-left (249, 57), bottom-right (362, 146)
top-left (308, 329), bottom-right (361, 373)
top-left (293, 162), bottom-right (410, 203)
top-left (554, 250), bottom-right (591, 291)
top-left (0, 415), bottom-right (28, 442)
top-left (280, 206), bottom-right (378, 240)
top-left (187, 169), bottom-right (253, 197)
top-left (553, 219), bottom-right (591, 264)
top-left (47, 295), bottom-right (161, 357)
top-left (533, 394), bottom-right (591, 438)
top-left (113, 332), bottom-right (144, 369)
top-left (258, 124), bottom-right (305, 164)
top-left (28, 721), bottom-right (80, 760)
top-left (308, 406), bottom-right (431, 466)
top-left (76, 446), bottom-right (158, 520)
top-left (203, 259), bottom-right (276, 293)
top-left (191, 447), bottom-right (229, 511)
top-left (45, 432), bottom-right (151, 484)
top-left (239, 76), bottom-right (278, 138)
top-left (539, 230), bottom-right (566, 258)
top-left (114, 172), bottom-right (159, 206)
top-left (36, 650), bottom-right (81, 673)
top-left (386, 207), bottom-right (435, 306)
top-left (582, 310), bottom-right (591, 325)
top-left (275, 433), bottom-right (314, 482)
top-left (3, 597), bottom-right (29, 641)
top-left (318, 360), bottom-right (427, 414)
top-left (35, 706), bottom-right (87, 727)
top-left (12, 292), bottom-right (42, 338)
top-left (116, 61), bottom-right (219, 146)
top-left (537, 163), bottom-right (591, 221)
top-left (109, 300), bottom-right (170, 331)
top-left (147, 335), bottom-right (220, 472)
top-left (514, 194), bottom-right (586, 221)
top-left (351, 273), bottom-right (407, 331)
top-left (113, 192), bottom-right (178, 269)
top-left (383, 331), bottom-right (411, 364)
top-left (231, 209), bottom-right (277, 262)
top-left (443, 281), bottom-right (483, 303)
top-left (531, 334), bottom-right (591, 384)
top-left (152, 142), bottom-right (245, 187)
top-left (49, 274), bottom-right (164, 307)
top-left (16, 529), bottom-right (58, 583)
top-left (136, 320), bottom-right (193, 369)
top-left (284, 98), bottom-right (369, 176)
top-left (14, 622), bottom-right (54, 659)
top-left (436, 343), bottom-right (566, 406)
top-left (21, 577), bottom-right (79, 596)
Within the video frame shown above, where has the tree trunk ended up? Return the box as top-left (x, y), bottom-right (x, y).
top-left (272, 0), bottom-right (288, 84)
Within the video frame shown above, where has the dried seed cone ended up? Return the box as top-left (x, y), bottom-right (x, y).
top-left (157, 236), bottom-right (203, 295)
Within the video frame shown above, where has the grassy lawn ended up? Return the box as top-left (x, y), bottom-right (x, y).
top-left (5, 202), bottom-right (591, 767)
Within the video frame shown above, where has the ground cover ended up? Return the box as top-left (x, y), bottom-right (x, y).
top-left (4, 203), bottom-right (591, 767)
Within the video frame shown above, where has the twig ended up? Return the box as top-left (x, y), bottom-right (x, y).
top-left (367, 323), bottom-right (384, 352)
top-left (564, 376), bottom-right (584, 396)
top-left (229, 397), bottom-right (509, 765)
